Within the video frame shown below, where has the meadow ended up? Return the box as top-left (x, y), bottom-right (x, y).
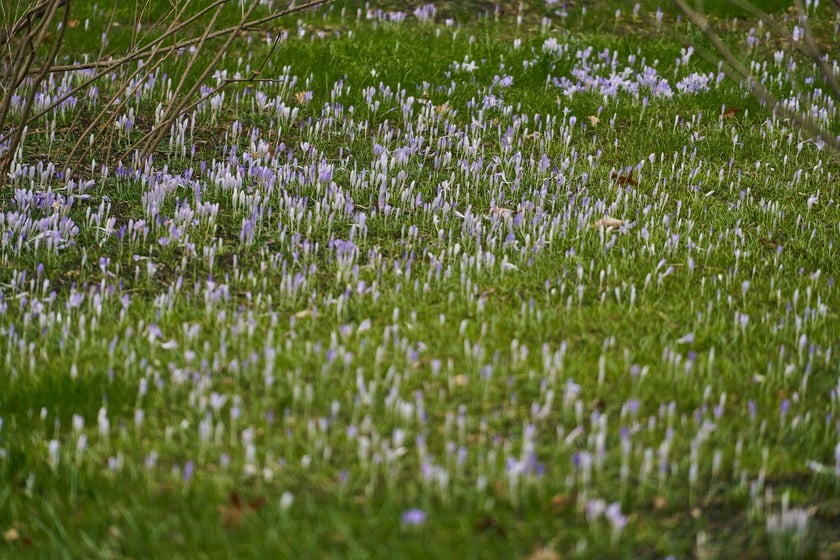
top-left (2, 0), bottom-right (840, 557)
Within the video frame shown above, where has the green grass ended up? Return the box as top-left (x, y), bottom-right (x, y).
top-left (2, 0), bottom-right (840, 558)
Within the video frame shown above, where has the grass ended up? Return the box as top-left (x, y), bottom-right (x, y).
top-left (2, 0), bottom-right (840, 558)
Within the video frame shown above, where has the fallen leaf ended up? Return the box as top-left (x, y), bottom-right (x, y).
top-left (591, 216), bottom-right (625, 230)
top-left (3, 528), bottom-right (19, 542)
top-left (611, 170), bottom-right (638, 186)
top-left (654, 496), bottom-right (667, 510)
top-left (494, 479), bottom-right (506, 499)
top-left (68, 19), bottom-right (79, 28)
top-left (550, 493), bottom-right (568, 514)
top-left (758, 237), bottom-right (778, 249)
top-left (588, 115), bottom-right (600, 126)
top-left (488, 206), bottom-right (513, 219)
top-left (522, 545), bottom-right (561, 560)
top-left (722, 107), bottom-right (742, 119)
top-left (294, 90), bottom-right (311, 105)
top-left (435, 102), bottom-right (451, 114)
top-left (219, 506), bottom-right (244, 530)
top-left (474, 516), bottom-right (506, 536)
top-left (248, 495), bottom-right (267, 511)
top-left (293, 309), bottom-right (312, 319)
top-left (219, 492), bottom-right (266, 530)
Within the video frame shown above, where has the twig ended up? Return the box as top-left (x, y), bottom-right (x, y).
top-left (0, 0), bottom-right (70, 184)
top-left (133, 1), bottom-right (260, 162)
top-left (26, 0), bottom-right (332, 76)
top-left (674, 0), bottom-right (840, 159)
top-left (1, 0), bottom-right (334, 186)
top-left (728, 0), bottom-right (840, 102)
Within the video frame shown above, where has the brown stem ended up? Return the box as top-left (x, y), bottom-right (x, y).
top-left (0, 0), bottom-right (70, 185)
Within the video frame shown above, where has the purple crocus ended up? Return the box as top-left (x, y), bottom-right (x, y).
top-left (401, 508), bottom-right (427, 526)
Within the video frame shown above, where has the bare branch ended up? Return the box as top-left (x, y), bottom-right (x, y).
top-left (674, 0), bottom-right (840, 159)
top-left (0, 0), bottom-right (70, 183)
top-left (727, 0), bottom-right (840, 101)
top-left (0, 0), bottom-right (334, 187)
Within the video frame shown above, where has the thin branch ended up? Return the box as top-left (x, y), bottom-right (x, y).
top-left (2, 0), bottom-right (334, 186)
top-left (133, 0), bottom-right (261, 162)
top-left (728, 0), bottom-right (840, 101)
top-left (674, 0), bottom-right (840, 158)
top-left (12, 0), bottom-right (216, 148)
top-left (151, 3), bottom-right (226, 140)
top-left (27, 0), bottom-right (332, 76)
top-left (1, 0), bottom-right (70, 183)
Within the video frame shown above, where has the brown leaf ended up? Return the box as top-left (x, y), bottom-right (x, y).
top-left (248, 495), bottom-right (267, 511)
top-left (219, 504), bottom-right (244, 529)
top-left (474, 516), bottom-right (506, 536)
top-left (230, 491), bottom-right (243, 510)
top-left (435, 102), bottom-right (451, 114)
top-left (588, 115), bottom-right (600, 126)
top-left (722, 107), bottom-right (742, 119)
top-left (758, 237), bottom-right (778, 249)
top-left (3, 528), bottom-right (19, 542)
top-left (488, 206), bottom-right (513, 219)
top-left (550, 493), bottom-right (568, 514)
top-left (591, 216), bottom-right (625, 230)
top-left (68, 19), bottom-right (79, 28)
top-left (522, 545), bottom-right (561, 560)
top-left (219, 492), bottom-right (264, 530)
top-left (611, 170), bottom-right (638, 186)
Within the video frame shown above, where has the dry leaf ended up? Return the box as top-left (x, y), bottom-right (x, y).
top-left (758, 236), bottom-right (778, 249)
top-left (68, 19), bottom-right (79, 28)
top-left (219, 492), bottom-right (266, 530)
top-left (588, 115), bottom-right (600, 126)
top-left (523, 545), bottom-right (561, 560)
top-left (435, 102), bottom-right (451, 114)
top-left (488, 206), bottom-right (513, 219)
top-left (591, 216), bottom-right (624, 230)
top-left (3, 528), bottom-right (19, 542)
top-left (248, 495), bottom-right (267, 511)
top-left (654, 496), bottom-right (667, 510)
top-left (722, 107), bottom-right (741, 119)
top-left (474, 516), bottom-right (506, 536)
top-left (550, 493), bottom-right (568, 514)
top-left (294, 90), bottom-right (311, 105)
top-left (475, 287), bottom-right (496, 298)
top-left (611, 170), bottom-right (638, 186)
top-left (293, 309), bottom-right (312, 319)
top-left (452, 374), bottom-right (467, 386)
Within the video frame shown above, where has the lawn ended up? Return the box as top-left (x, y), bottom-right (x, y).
top-left (2, 0), bottom-right (840, 558)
